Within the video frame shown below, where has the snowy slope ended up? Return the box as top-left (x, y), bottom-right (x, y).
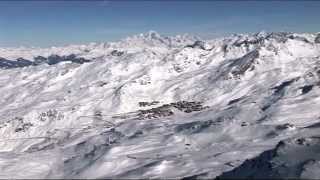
top-left (0, 31), bottom-right (320, 178)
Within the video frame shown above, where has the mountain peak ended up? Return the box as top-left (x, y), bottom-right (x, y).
top-left (145, 30), bottom-right (161, 39)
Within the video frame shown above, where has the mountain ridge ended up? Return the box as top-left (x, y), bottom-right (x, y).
top-left (0, 31), bottom-right (320, 178)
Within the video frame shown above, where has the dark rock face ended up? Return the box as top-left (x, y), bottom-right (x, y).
top-left (46, 54), bottom-right (91, 65)
top-left (241, 122), bottom-right (248, 127)
top-left (110, 50), bottom-right (124, 56)
top-left (272, 79), bottom-right (296, 94)
top-left (233, 37), bottom-right (264, 47)
top-left (287, 35), bottom-right (310, 43)
top-left (216, 137), bottom-right (320, 179)
top-left (228, 97), bottom-right (245, 105)
top-left (231, 32), bottom-right (311, 49)
top-left (315, 34), bottom-right (320, 44)
top-left (275, 123), bottom-right (294, 130)
top-left (0, 54), bottom-right (91, 70)
top-left (137, 101), bottom-right (209, 120)
top-left (221, 44), bottom-right (228, 54)
top-left (0, 57), bottom-right (33, 69)
top-left (301, 85), bottom-right (314, 94)
top-left (173, 65), bottom-right (183, 73)
top-left (261, 78), bottom-right (297, 112)
top-left (185, 40), bottom-right (207, 50)
top-left (216, 148), bottom-right (276, 179)
top-left (305, 122), bottom-right (320, 129)
top-left (174, 119), bottom-right (216, 134)
top-left (33, 56), bottom-right (47, 65)
top-left (96, 81), bottom-right (108, 87)
top-left (16, 58), bottom-right (34, 66)
top-left (265, 32), bottom-right (292, 43)
top-left (229, 50), bottom-right (259, 77)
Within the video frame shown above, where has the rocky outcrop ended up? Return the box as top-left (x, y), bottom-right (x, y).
top-left (315, 34), bottom-right (320, 44)
top-left (0, 54), bottom-right (91, 69)
top-left (300, 85), bottom-right (314, 94)
top-left (0, 57), bottom-right (34, 69)
top-left (229, 50), bottom-right (259, 77)
top-left (185, 40), bottom-right (211, 50)
top-left (217, 137), bottom-right (320, 179)
top-left (45, 54), bottom-right (91, 65)
top-left (287, 34), bottom-right (310, 43)
top-left (233, 37), bottom-right (264, 47)
top-left (110, 50), bottom-right (124, 56)
top-left (265, 32), bottom-right (292, 43)
top-left (272, 78), bottom-right (297, 94)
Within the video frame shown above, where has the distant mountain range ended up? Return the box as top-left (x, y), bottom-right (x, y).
top-left (0, 31), bottom-right (320, 179)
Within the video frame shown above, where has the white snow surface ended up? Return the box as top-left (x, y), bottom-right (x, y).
top-left (0, 31), bottom-right (320, 178)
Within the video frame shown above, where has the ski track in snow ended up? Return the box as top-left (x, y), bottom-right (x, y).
top-left (0, 31), bottom-right (320, 178)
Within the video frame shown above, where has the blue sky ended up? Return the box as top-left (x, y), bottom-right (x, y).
top-left (0, 0), bottom-right (320, 47)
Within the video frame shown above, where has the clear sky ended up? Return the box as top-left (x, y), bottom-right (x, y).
top-left (0, 0), bottom-right (320, 47)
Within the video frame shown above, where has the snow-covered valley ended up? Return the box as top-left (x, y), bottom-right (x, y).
top-left (0, 31), bottom-right (320, 178)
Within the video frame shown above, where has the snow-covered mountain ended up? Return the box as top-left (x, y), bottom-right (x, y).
top-left (0, 31), bottom-right (320, 179)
